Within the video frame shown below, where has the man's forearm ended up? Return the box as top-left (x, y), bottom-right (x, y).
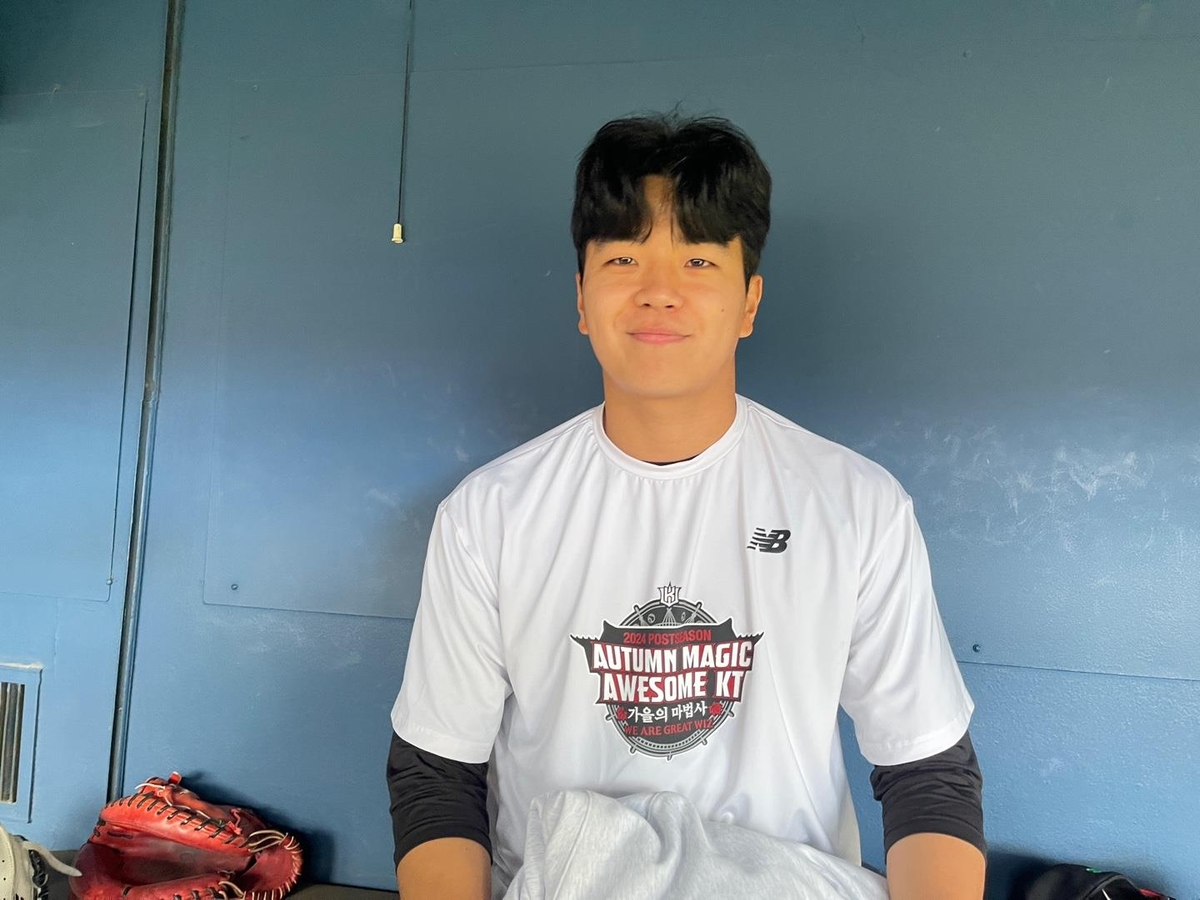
top-left (396, 837), bottom-right (490, 900)
top-left (886, 832), bottom-right (985, 900)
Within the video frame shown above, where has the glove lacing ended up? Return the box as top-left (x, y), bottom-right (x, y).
top-left (19, 837), bottom-right (83, 900)
top-left (96, 779), bottom-right (301, 900)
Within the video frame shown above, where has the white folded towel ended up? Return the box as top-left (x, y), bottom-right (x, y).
top-left (501, 791), bottom-right (887, 900)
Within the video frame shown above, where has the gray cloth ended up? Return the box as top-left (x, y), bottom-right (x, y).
top-left (500, 791), bottom-right (888, 900)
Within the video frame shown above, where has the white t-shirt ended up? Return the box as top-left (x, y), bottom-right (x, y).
top-left (391, 395), bottom-right (973, 886)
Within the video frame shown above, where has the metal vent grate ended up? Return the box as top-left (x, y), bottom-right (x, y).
top-left (0, 681), bottom-right (25, 804)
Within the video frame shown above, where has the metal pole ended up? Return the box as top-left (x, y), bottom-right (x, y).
top-left (108, 0), bottom-right (185, 801)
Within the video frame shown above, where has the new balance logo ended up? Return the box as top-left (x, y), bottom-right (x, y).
top-left (747, 528), bottom-right (791, 553)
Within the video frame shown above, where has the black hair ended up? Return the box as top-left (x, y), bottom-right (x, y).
top-left (570, 113), bottom-right (771, 283)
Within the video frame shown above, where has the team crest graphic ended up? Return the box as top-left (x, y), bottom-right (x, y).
top-left (572, 583), bottom-right (762, 759)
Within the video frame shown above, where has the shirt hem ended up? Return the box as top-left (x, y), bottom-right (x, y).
top-left (393, 717), bottom-right (494, 765)
top-left (856, 702), bottom-right (974, 767)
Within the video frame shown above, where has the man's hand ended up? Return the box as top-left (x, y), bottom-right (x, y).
top-left (886, 832), bottom-right (985, 900)
top-left (395, 837), bottom-right (490, 900)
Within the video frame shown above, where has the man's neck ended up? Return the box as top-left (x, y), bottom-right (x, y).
top-left (600, 382), bottom-right (739, 464)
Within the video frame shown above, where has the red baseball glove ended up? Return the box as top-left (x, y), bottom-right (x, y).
top-left (70, 773), bottom-right (302, 900)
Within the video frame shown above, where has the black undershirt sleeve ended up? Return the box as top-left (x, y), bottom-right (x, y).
top-left (387, 727), bottom-right (984, 867)
top-left (869, 729), bottom-right (986, 857)
top-left (386, 731), bottom-right (491, 867)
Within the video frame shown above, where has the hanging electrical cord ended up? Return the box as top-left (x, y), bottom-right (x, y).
top-left (392, 0), bottom-right (416, 244)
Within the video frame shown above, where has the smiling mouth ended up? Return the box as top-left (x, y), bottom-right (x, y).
top-left (630, 332), bottom-right (687, 344)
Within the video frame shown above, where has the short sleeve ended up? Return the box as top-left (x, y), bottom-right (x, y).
top-left (390, 503), bottom-right (511, 764)
top-left (839, 495), bottom-right (974, 766)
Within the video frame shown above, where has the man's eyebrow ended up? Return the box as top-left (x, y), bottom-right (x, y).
top-left (592, 237), bottom-right (646, 247)
top-left (680, 239), bottom-right (734, 249)
top-left (590, 233), bottom-right (735, 248)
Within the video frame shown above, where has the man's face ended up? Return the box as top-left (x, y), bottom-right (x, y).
top-left (575, 177), bottom-right (764, 404)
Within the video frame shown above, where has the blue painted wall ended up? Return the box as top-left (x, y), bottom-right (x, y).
top-left (0, 0), bottom-right (165, 846)
top-left (5, 1), bottom-right (1198, 897)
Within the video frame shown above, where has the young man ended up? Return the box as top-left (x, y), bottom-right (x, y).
top-left (388, 115), bottom-right (986, 900)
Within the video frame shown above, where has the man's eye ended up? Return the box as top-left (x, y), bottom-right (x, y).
top-left (609, 256), bottom-right (635, 266)
top-left (685, 258), bottom-right (712, 268)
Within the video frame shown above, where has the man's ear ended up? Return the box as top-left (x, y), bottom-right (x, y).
top-left (576, 271), bottom-right (589, 335)
top-left (739, 273), bottom-right (764, 338)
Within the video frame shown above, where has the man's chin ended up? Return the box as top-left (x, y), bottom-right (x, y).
top-left (604, 380), bottom-right (718, 404)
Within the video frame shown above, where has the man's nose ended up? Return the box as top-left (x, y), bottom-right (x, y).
top-left (635, 264), bottom-right (682, 308)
